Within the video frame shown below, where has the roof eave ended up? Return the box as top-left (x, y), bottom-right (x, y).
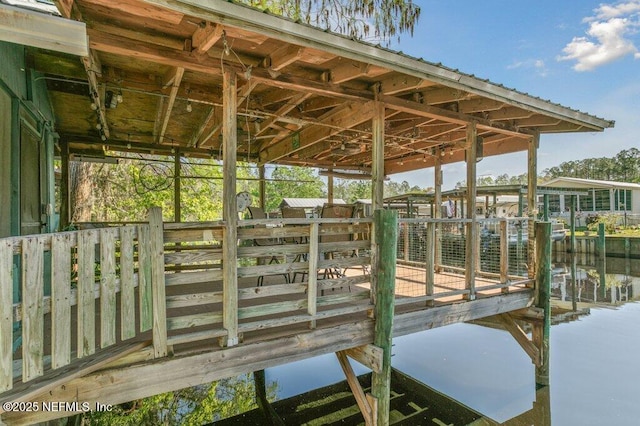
top-left (144, 0), bottom-right (614, 132)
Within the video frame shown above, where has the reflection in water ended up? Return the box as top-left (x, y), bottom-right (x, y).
top-left (266, 255), bottom-right (640, 425)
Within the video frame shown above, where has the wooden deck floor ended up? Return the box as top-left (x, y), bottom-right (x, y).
top-left (1, 268), bottom-right (534, 425)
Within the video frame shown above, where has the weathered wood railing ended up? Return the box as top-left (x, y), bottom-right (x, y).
top-left (162, 216), bottom-right (372, 350)
top-left (395, 217), bottom-right (533, 305)
top-left (0, 208), bottom-right (166, 394)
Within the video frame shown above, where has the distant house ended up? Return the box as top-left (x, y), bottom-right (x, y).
top-left (543, 177), bottom-right (640, 225)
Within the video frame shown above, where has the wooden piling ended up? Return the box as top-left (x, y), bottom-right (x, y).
top-left (534, 221), bottom-right (551, 387)
top-left (372, 209), bottom-right (397, 426)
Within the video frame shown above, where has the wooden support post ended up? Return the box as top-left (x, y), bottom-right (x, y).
top-left (59, 140), bottom-right (70, 230)
top-left (258, 165), bottom-right (266, 211)
top-left (336, 351), bottom-right (376, 426)
top-left (307, 222), bottom-right (319, 329)
top-left (370, 99), bottom-right (385, 301)
top-left (372, 209), bottom-right (397, 426)
top-left (425, 222), bottom-right (435, 305)
top-left (500, 219), bottom-right (509, 292)
top-left (434, 155), bottom-right (442, 271)
top-left (149, 207), bottom-right (167, 358)
top-left (465, 122), bottom-right (477, 300)
top-left (528, 134), bottom-right (539, 280)
top-left (402, 222), bottom-right (409, 262)
top-left (542, 194), bottom-right (549, 222)
top-left (0, 240), bottom-right (12, 391)
top-left (222, 69), bottom-right (239, 346)
top-left (534, 221), bottom-right (551, 387)
top-left (327, 172), bottom-right (334, 204)
top-left (174, 150), bottom-right (181, 222)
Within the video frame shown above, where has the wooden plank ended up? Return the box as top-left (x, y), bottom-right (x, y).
top-left (0, 340), bottom-right (150, 407)
top-left (51, 234), bottom-right (72, 369)
top-left (166, 292), bottom-right (223, 309)
top-left (307, 223), bottom-right (319, 328)
top-left (336, 351), bottom-right (374, 426)
top-left (165, 269), bottom-right (223, 286)
top-left (100, 229), bottom-right (117, 348)
top-left (222, 69), bottom-right (239, 347)
top-left (0, 239), bottom-right (13, 391)
top-left (238, 300), bottom-right (307, 320)
top-left (148, 207), bottom-right (167, 358)
top-left (120, 226), bottom-right (136, 340)
top-left (167, 312), bottom-right (223, 330)
top-left (163, 228), bottom-right (223, 243)
top-left (238, 283), bottom-right (306, 300)
top-left (425, 222), bottom-right (435, 303)
top-left (138, 225), bottom-right (153, 332)
top-left (344, 344), bottom-right (383, 374)
top-left (164, 249), bottom-right (222, 265)
top-left (77, 231), bottom-right (96, 358)
top-left (499, 314), bottom-right (540, 366)
top-left (21, 237), bottom-right (45, 382)
top-left (500, 219), bottom-right (509, 291)
top-left (317, 291), bottom-right (370, 307)
top-left (166, 329), bottom-right (228, 347)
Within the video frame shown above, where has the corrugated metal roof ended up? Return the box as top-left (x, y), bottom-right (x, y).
top-left (544, 177), bottom-right (640, 190)
top-left (280, 198), bottom-right (346, 209)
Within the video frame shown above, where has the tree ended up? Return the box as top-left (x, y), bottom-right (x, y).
top-left (240, 0), bottom-right (421, 45)
top-left (264, 166), bottom-right (326, 212)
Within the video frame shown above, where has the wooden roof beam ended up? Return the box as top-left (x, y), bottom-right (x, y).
top-left (487, 107), bottom-right (534, 121)
top-left (260, 101), bottom-right (375, 163)
top-left (158, 66), bottom-right (185, 144)
top-left (330, 60), bottom-right (372, 84)
top-left (421, 87), bottom-right (472, 105)
top-left (378, 73), bottom-right (435, 95)
top-left (458, 97), bottom-right (505, 113)
top-left (256, 92), bottom-right (312, 139)
top-left (86, 30), bottom-right (531, 138)
top-left (191, 22), bottom-right (224, 55)
top-left (264, 44), bottom-right (304, 72)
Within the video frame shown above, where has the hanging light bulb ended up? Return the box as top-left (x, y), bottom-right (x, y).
top-left (186, 100), bottom-right (192, 113)
top-left (440, 149), bottom-right (445, 157)
top-left (90, 102), bottom-right (98, 111)
top-left (449, 148), bottom-right (454, 156)
top-left (101, 134), bottom-right (107, 141)
top-left (116, 89), bottom-right (123, 104)
top-left (96, 123), bottom-right (102, 130)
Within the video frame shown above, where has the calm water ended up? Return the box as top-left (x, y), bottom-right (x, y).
top-left (266, 257), bottom-right (640, 425)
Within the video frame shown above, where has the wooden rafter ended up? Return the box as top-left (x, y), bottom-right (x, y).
top-left (330, 60), bottom-right (372, 84)
top-left (191, 22), bottom-right (223, 55)
top-left (260, 101), bottom-right (375, 163)
top-left (158, 66), bottom-right (184, 144)
top-left (265, 44), bottom-right (304, 71)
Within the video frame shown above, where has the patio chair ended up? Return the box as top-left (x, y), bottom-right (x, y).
top-left (247, 206), bottom-right (289, 286)
top-left (281, 207), bottom-right (308, 282)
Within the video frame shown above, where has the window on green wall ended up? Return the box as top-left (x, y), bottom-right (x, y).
top-left (594, 190), bottom-right (611, 211)
top-left (579, 193), bottom-right (593, 211)
top-left (615, 189), bottom-right (632, 211)
top-left (548, 194), bottom-right (560, 213)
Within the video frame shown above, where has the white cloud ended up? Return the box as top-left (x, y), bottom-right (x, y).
top-left (507, 59), bottom-right (548, 76)
top-left (558, 1), bottom-right (640, 71)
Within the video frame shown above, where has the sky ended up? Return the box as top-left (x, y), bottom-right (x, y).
top-left (387, 0), bottom-right (640, 190)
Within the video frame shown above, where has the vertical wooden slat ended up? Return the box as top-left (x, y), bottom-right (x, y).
top-left (21, 237), bottom-right (44, 381)
top-left (307, 223), bottom-right (319, 328)
top-left (51, 234), bottom-right (72, 369)
top-left (500, 219), bottom-right (509, 292)
top-left (222, 69), bottom-right (238, 347)
top-left (402, 222), bottom-right (409, 262)
top-left (0, 240), bottom-right (13, 391)
top-left (77, 230), bottom-right (96, 358)
top-left (120, 226), bottom-right (136, 340)
top-left (465, 122), bottom-right (477, 301)
top-left (137, 225), bottom-right (152, 332)
top-left (425, 222), bottom-right (435, 305)
top-left (149, 207), bottom-right (167, 358)
top-left (100, 229), bottom-right (117, 348)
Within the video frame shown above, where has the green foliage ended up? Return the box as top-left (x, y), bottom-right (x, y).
top-left (541, 148), bottom-right (640, 183)
top-left (587, 214), bottom-right (619, 234)
top-left (264, 166), bottom-right (325, 212)
top-left (82, 374), bottom-right (277, 425)
top-left (240, 0), bottom-right (421, 45)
